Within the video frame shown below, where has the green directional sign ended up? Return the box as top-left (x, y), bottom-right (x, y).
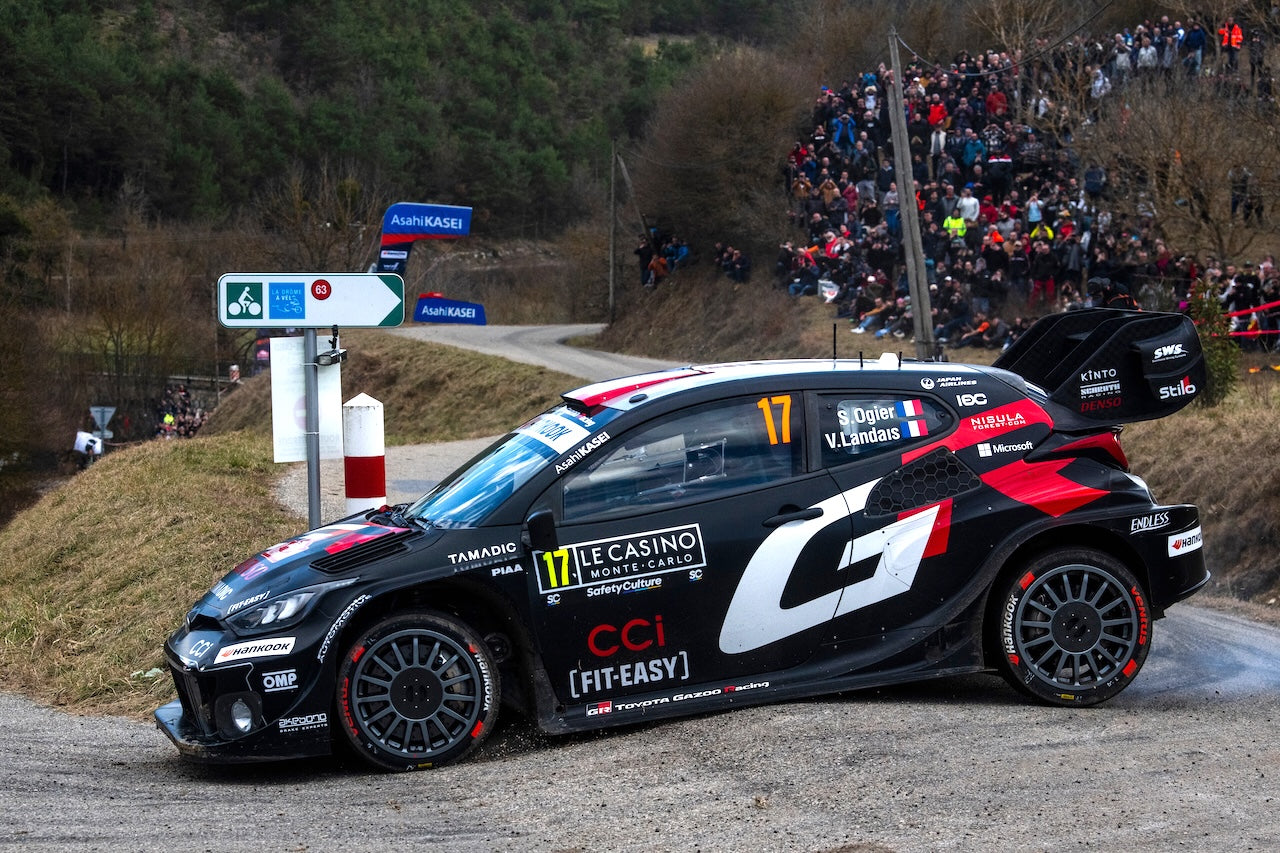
top-left (217, 273), bottom-right (405, 328)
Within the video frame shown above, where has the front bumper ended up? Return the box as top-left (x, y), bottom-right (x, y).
top-left (156, 641), bottom-right (335, 764)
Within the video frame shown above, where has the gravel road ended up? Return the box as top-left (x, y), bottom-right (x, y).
top-left (4, 325), bottom-right (1278, 852)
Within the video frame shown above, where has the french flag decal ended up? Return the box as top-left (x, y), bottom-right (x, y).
top-left (901, 418), bottom-right (929, 438)
top-left (896, 399), bottom-right (927, 437)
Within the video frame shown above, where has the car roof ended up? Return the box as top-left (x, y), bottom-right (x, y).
top-left (563, 356), bottom-right (999, 413)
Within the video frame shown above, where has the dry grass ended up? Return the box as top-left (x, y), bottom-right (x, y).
top-left (0, 335), bottom-right (581, 719)
top-left (205, 329), bottom-right (583, 444)
top-left (0, 432), bottom-right (300, 717)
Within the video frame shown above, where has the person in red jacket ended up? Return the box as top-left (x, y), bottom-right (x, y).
top-left (1220, 16), bottom-right (1243, 70)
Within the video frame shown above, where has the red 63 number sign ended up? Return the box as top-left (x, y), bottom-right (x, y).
top-left (311, 279), bottom-right (332, 300)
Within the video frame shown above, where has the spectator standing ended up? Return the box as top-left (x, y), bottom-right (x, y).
top-left (1219, 17), bottom-right (1243, 71)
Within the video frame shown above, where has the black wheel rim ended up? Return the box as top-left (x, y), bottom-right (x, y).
top-left (351, 628), bottom-right (483, 761)
top-left (1012, 563), bottom-right (1139, 690)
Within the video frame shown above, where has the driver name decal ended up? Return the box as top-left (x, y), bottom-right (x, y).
top-left (534, 524), bottom-right (706, 596)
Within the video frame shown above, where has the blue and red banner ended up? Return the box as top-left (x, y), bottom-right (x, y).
top-left (375, 202), bottom-right (473, 275)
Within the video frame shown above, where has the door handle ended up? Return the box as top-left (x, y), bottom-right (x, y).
top-left (763, 507), bottom-right (823, 528)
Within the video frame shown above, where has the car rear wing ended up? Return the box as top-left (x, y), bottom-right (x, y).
top-left (992, 309), bottom-right (1205, 429)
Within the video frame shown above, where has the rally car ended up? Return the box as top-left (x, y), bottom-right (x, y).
top-left (156, 308), bottom-right (1209, 770)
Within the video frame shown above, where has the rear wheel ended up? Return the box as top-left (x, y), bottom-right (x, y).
top-left (337, 611), bottom-right (500, 770)
top-left (992, 549), bottom-right (1150, 706)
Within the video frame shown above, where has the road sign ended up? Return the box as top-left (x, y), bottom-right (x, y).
top-left (217, 273), bottom-right (405, 328)
top-left (89, 405), bottom-right (116, 431)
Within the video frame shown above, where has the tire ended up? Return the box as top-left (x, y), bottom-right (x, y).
top-left (992, 548), bottom-right (1151, 706)
top-left (336, 611), bottom-right (500, 770)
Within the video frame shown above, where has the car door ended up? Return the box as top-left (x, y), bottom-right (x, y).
top-left (525, 391), bottom-right (856, 709)
top-left (809, 389), bottom-right (972, 649)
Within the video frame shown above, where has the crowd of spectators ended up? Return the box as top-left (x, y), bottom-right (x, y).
top-left (154, 384), bottom-right (208, 439)
top-left (748, 13), bottom-right (1280, 352)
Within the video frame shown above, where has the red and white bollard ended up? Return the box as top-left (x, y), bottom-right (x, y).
top-left (343, 393), bottom-right (386, 515)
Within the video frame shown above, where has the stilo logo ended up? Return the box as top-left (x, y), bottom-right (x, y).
top-left (1157, 376), bottom-right (1196, 400)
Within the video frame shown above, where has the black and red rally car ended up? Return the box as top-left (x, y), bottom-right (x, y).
top-left (157, 309), bottom-right (1209, 770)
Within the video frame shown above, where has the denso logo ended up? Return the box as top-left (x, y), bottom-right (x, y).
top-left (588, 615), bottom-right (666, 657)
top-left (1130, 512), bottom-right (1171, 534)
top-left (1152, 343), bottom-right (1186, 363)
top-left (955, 392), bottom-right (988, 407)
top-left (1158, 377), bottom-right (1196, 400)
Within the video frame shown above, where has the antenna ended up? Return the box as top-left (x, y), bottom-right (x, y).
top-left (832, 323), bottom-right (837, 362)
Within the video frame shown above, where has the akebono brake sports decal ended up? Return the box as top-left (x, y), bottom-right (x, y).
top-left (719, 479), bottom-right (945, 654)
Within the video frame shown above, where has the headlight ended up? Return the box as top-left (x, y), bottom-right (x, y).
top-left (227, 579), bottom-right (356, 633)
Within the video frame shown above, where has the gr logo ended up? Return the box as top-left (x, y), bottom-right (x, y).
top-left (955, 393), bottom-right (988, 407)
top-left (262, 669), bottom-right (299, 693)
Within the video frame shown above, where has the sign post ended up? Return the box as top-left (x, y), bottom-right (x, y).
top-left (218, 272), bottom-right (406, 529)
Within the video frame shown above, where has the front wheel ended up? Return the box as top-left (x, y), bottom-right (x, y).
top-left (337, 611), bottom-right (500, 770)
top-left (992, 549), bottom-right (1151, 706)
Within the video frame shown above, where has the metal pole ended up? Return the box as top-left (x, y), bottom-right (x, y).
top-left (609, 139), bottom-right (617, 324)
top-left (304, 328), bottom-right (321, 530)
top-left (887, 27), bottom-right (937, 360)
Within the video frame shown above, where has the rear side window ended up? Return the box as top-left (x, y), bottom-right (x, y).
top-left (816, 394), bottom-right (948, 467)
top-left (562, 394), bottom-right (803, 520)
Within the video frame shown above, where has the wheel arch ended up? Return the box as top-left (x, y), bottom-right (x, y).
top-left (326, 578), bottom-right (545, 719)
top-left (980, 522), bottom-right (1153, 666)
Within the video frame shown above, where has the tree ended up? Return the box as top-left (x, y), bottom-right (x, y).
top-left (254, 162), bottom-right (393, 272)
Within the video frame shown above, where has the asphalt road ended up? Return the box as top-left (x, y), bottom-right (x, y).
top-left (5, 325), bottom-right (1279, 852)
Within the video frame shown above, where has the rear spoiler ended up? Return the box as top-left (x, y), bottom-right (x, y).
top-left (992, 309), bottom-right (1205, 429)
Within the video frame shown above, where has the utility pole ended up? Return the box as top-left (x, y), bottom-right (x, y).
top-left (887, 27), bottom-right (937, 360)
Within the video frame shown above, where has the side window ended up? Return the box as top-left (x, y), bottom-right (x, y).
top-left (816, 393), bottom-right (947, 467)
top-left (562, 394), bottom-right (803, 520)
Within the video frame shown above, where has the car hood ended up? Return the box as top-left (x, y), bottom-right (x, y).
top-left (200, 520), bottom-right (417, 617)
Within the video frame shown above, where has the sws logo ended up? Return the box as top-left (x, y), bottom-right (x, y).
top-left (1158, 377), bottom-right (1196, 400)
top-left (1151, 343), bottom-right (1187, 363)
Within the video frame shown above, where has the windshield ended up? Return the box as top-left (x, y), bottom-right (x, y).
top-left (405, 404), bottom-right (621, 528)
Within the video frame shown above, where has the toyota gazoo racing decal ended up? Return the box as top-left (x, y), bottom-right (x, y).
top-left (720, 478), bottom-right (947, 653)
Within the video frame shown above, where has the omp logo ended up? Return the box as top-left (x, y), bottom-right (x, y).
top-left (1167, 526), bottom-right (1203, 556)
top-left (262, 669), bottom-right (298, 693)
top-left (1158, 377), bottom-right (1196, 400)
top-left (719, 480), bottom-right (940, 654)
top-left (1152, 343), bottom-right (1187, 363)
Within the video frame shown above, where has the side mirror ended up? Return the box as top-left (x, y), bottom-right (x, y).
top-left (524, 508), bottom-right (558, 552)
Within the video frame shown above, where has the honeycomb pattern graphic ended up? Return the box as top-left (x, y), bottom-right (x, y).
top-left (866, 448), bottom-right (981, 516)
